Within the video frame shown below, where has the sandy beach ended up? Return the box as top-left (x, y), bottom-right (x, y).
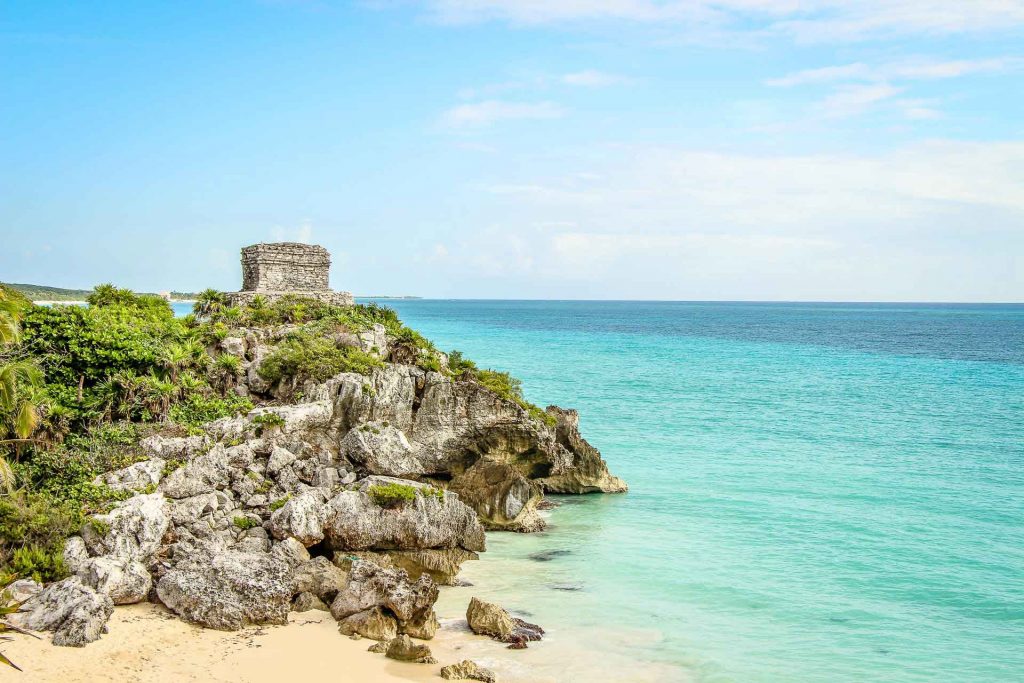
top-left (4, 603), bottom-right (443, 683)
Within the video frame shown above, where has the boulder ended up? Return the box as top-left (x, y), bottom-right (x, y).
top-left (156, 543), bottom-right (292, 630)
top-left (81, 493), bottom-right (169, 562)
top-left (139, 434), bottom-right (210, 461)
top-left (292, 591), bottom-right (329, 612)
top-left (466, 597), bottom-right (544, 649)
top-left (268, 488), bottom-right (327, 546)
top-left (340, 423), bottom-right (422, 478)
top-left (323, 477), bottom-right (485, 552)
top-left (292, 556), bottom-right (347, 602)
top-left (441, 660), bottom-right (497, 682)
top-left (62, 535), bottom-right (90, 575)
top-left (270, 538), bottom-right (311, 567)
top-left (337, 607), bottom-right (398, 641)
top-left (93, 458), bottom-right (165, 493)
top-left (77, 556), bottom-right (152, 605)
top-left (330, 560), bottom-right (437, 627)
top-left (160, 446), bottom-right (235, 499)
top-left (336, 548), bottom-right (478, 586)
top-left (385, 634), bottom-right (436, 664)
top-left (5, 578), bottom-right (42, 604)
top-left (13, 576), bottom-right (113, 647)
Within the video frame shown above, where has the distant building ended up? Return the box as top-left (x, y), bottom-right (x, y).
top-left (228, 242), bottom-right (354, 307)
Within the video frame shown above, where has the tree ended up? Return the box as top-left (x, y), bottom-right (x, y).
top-left (0, 290), bottom-right (44, 492)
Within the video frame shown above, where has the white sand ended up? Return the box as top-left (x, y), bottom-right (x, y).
top-left (3, 603), bottom-right (445, 682)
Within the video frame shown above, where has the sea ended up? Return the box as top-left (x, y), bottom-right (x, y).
top-left (175, 299), bottom-right (1024, 682)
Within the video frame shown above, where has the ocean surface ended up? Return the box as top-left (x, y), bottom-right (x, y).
top-left (177, 300), bottom-right (1024, 681)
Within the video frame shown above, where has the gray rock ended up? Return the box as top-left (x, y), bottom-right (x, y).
top-left (5, 578), bottom-right (42, 604)
top-left (292, 556), bottom-right (347, 602)
top-left (270, 537), bottom-right (310, 567)
top-left (156, 543), bottom-right (292, 630)
top-left (62, 536), bottom-right (90, 575)
top-left (441, 660), bottom-right (497, 682)
top-left (330, 559), bottom-right (438, 637)
top-left (323, 477), bottom-right (485, 552)
top-left (77, 556), bottom-right (152, 605)
top-left (450, 460), bottom-right (545, 532)
top-left (266, 445), bottom-right (297, 475)
top-left (160, 446), bottom-right (234, 499)
top-left (221, 336), bottom-right (246, 357)
top-left (81, 493), bottom-right (169, 562)
top-left (466, 597), bottom-right (544, 648)
top-left (385, 634), bottom-right (436, 664)
top-left (139, 434), bottom-right (210, 461)
top-left (340, 423), bottom-right (420, 478)
top-left (92, 458), bottom-right (165, 493)
top-left (14, 576), bottom-right (113, 647)
top-left (268, 489), bottom-right (327, 546)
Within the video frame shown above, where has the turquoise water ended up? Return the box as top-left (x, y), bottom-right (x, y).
top-left (362, 300), bottom-right (1024, 683)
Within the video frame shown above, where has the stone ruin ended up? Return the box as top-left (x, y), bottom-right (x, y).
top-left (228, 242), bottom-right (354, 307)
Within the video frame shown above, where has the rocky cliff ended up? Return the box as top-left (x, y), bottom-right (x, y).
top-left (12, 312), bottom-right (626, 651)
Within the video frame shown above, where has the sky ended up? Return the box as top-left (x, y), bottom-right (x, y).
top-left (2, 1), bottom-right (1023, 301)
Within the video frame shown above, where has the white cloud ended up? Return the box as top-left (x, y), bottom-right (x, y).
top-left (442, 100), bottom-right (565, 128)
top-left (768, 57), bottom-right (1021, 87)
top-left (419, 1), bottom-right (1024, 42)
top-left (561, 69), bottom-right (632, 87)
top-left (818, 83), bottom-right (903, 118)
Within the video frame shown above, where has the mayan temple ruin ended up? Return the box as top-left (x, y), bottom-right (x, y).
top-left (228, 242), bottom-right (354, 306)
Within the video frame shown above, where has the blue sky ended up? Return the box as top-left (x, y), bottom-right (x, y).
top-left (2, 1), bottom-right (1022, 301)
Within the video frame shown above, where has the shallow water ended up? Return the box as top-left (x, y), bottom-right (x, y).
top-left (363, 300), bottom-right (1024, 683)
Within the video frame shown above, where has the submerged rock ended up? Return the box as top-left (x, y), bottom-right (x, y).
top-left (14, 576), bottom-right (113, 647)
top-left (441, 659), bottom-right (497, 682)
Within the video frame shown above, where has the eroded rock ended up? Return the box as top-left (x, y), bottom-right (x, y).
top-left (466, 597), bottom-right (544, 649)
top-left (441, 660), bottom-right (497, 682)
top-left (13, 576), bottom-right (113, 647)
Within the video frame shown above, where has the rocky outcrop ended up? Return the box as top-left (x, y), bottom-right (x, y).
top-left (77, 557), bottom-right (151, 605)
top-left (337, 548), bottom-right (480, 586)
top-left (80, 493), bottom-right (169, 562)
top-left (13, 577), bottom-right (113, 646)
top-left (93, 458), bottom-right (165, 493)
top-left (466, 597), bottom-right (544, 649)
top-left (268, 488), bottom-right (328, 547)
top-left (441, 660), bottom-right (497, 682)
top-left (324, 477), bottom-right (485, 552)
top-left (330, 560), bottom-right (439, 640)
top-left (156, 543), bottom-right (292, 630)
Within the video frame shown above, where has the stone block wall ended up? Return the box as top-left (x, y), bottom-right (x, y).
top-left (241, 243), bottom-right (331, 292)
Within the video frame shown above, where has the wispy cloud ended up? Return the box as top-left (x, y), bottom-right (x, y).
top-left (442, 100), bottom-right (565, 128)
top-left (419, 1), bottom-right (1024, 42)
top-left (767, 57), bottom-right (1021, 87)
top-left (819, 83), bottom-right (903, 119)
top-left (561, 69), bottom-right (632, 87)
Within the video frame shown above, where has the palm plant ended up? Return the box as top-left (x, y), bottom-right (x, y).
top-left (0, 291), bottom-right (44, 485)
top-left (160, 344), bottom-right (192, 383)
top-left (192, 288), bottom-right (228, 320)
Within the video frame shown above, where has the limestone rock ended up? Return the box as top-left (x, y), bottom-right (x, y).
top-left (337, 607), bottom-right (398, 641)
top-left (385, 634), bottom-right (436, 664)
top-left (291, 591), bottom-right (329, 612)
top-left (221, 336), bottom-right (246, 357)
top-left (338, 548), bottom-right (479, 586)
top-left (140, 434), bottom-right (210, 461)
top-left (367, 640), bottom-right (388, 654)
top-left (330, 560), bottom-right (437, 625)
top-left (92, 458), bottom-right (165, 493)
top-left (450, 460), bottom-right (545, 532)
top-left (292, 556), bottom-right (347, 602)
top-left (323, 477), bottom-right (485, 552)
top-left (156, 543), bottom-right (292, 630)
top-left (78, 556), bottom-right (152, 605)
top-left (441, 660), bottom-right (497, 682)
top-left (81, 493), bottom-right (168, 562)
top-left (62, 535), bottom-right (90, 575)
top-left (268, 488), bottom-right (327, 546)
top-left (270, 537), bottom-right (311, 567)
top-left (14, 576), bottom-right (113, 647)
top-left (5, 578), bottom-right (42, 604)
top-left (341, 423), bottom-right (422, 478)
top-left (466, 597), bottom-right (544, 648)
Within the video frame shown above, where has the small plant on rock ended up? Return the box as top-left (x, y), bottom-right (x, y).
top-left (252, 412), bottom-right (286, 436)
top-left (269, 494), bottom-right (290, 511)
top-left (233, 516), bottom-right (260, 530)
top-left (367, 482), bottom-right (418, 509)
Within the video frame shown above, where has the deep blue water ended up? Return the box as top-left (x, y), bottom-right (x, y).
top-left (362, 300), bottom-right (1024, 683)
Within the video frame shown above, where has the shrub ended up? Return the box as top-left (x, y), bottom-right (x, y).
top-left (0, 490), bottom-right (78, 582)
top-left (475, 369), bottom-right (555, 427)
top-left (233, 516), bottom-right (260, 530)
top-left (252, 412), bottom-right (286, 436)
top-left (447, 350), bottom-right (477, 377)
top-left (258, 334), bottom-right (383, 385)
top-left (168, 392), bottom-right (253, 427)
top-left (367, 482), bottom-right (419, 508)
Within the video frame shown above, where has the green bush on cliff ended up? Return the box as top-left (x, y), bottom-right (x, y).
top-left (258, 333), bottom-right (383, 385)
top-left (475, 368), bottom-right (555, 426)
top-left (168, 392), bottom-right (253, 427)
top-left (0, 490), bottom-right (78, 583)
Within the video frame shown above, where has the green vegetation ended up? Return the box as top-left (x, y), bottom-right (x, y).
top-left (367, 482), bottom-right (419, 508)
top-left (1, 574), bottom-right (38, 671)
top-left (269, 494), bottom-right (290, 511)
top-left (233, 516), bottom-right (260, 530)
top-left (168, 393), bottom-right (253, 428)
top-left (258, 333), bottom-right (384, 385)
top-left (252, 412), bottom-right (286, 436)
